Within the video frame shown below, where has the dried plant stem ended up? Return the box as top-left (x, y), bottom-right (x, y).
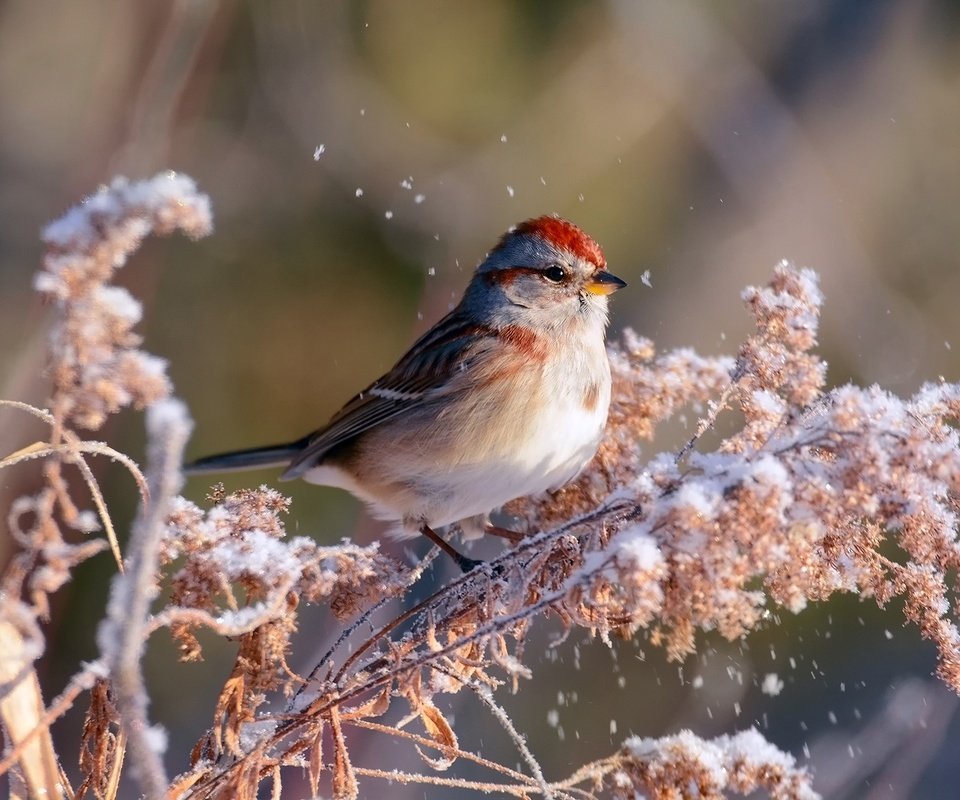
top-left (351, 766), bottom-right (584, 798)
top-left (675, 364), bottom-right (742, 463)
top-left (105, 729), bottom-right (127, 800)
top-left (329, 555), bottom-right (480, 686)
top-left (0, 662), bottom-right (103, 781)
top-left (146, 605), bottom-right (289, 640)
top-left (290, 549), bottom-right (437, 713)
top-left (330, 501), bottom-right (623, 689)
top-left (472, 685), bottom-right (553, 798)
top-left (100, 401), bottom-right (192, 799)
top-left (0, 400), bottom-right (150, 570)
top-left (261, 567), bottom-right (593, 770)
top-left (0, 399), bottom-right (55, 425)
top-left (0, 621), bottom-right (64, 798)
top-left (348, 718), bottom-right (537, 785)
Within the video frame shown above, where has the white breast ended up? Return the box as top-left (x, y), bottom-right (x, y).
top-left (420, 335), bottom-right (612, 530)
top-left (303, 326), bottom-right (612, 538)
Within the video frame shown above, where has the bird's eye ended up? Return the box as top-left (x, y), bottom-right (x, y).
top-left (543, 264), bottom-right (566, 283)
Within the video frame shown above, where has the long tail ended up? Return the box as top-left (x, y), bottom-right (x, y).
top-left (184, 436), bottom-right (311, 475)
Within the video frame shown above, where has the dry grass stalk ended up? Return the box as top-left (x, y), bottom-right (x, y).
top-left (7, 173), bottom-right (960, 798)
top-left (75, 680), bottom-right (126, 800)
top-left (0, 617), bottom-right (63, 798)
top-left (98, 398), bottom-right (195, 798)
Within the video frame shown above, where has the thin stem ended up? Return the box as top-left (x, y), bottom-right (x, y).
top-left (472, 685), bottom-right (553, 799)
top-left (100, 402), bottom-right (192, 799)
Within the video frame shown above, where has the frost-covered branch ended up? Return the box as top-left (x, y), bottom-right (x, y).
top-left (98, 399), bottom-right (193, 799)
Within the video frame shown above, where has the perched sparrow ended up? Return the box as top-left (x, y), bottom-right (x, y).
top-left (186, 216), bottom-right (625, 569)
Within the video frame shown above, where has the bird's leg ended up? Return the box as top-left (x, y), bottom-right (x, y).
top-left (484, 524), bottom-right (524, 544)
top-left (420, 525), bottom-right (483, 573)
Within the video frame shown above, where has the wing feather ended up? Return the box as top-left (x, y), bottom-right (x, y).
top-left (281, 312), bottom-right (492, 479)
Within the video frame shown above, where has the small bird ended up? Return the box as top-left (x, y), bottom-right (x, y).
top-left (186, 216), bottom-right (625, 570)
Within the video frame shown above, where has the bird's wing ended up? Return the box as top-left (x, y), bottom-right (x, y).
top-left (281, 311), bottom-right (496, 479)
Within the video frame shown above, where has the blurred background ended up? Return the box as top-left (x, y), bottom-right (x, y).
top-left (2, 1), bottom-right (960, 797)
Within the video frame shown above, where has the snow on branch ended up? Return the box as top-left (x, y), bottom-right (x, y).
top-left (511, 264), bottom-right (960, 689)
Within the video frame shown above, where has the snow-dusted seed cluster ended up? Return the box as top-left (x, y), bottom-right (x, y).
top-left (607, 728), bottom-right (819, 800)
top-left (160, 486), bottom-right (403, 656)
top-left (35, 172), bottom-right (212, 430)
top-left (508, 264), bottom-right (960, 691)
top-left (153, 484), bottom-right (405, 764)
top-left (7, 175), bottom-right (960, 799)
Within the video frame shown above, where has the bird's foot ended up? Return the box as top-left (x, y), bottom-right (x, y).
top-left (419, 525), bottom-right (483, 573)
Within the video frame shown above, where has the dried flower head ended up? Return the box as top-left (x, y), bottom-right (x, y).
top-left (35, 172), bottom-right (212, 430)
top-left (505, 263), bottom-right (960, 693)
top-left (607, 728), bottom-right (818, 800)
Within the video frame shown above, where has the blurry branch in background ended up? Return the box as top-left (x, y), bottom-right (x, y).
top-left (117, 2), bottom-right (221, 174)
top-left (3, 174), bottom-right (960, 799)
top-left (810, 679), bottom-right (958, 799)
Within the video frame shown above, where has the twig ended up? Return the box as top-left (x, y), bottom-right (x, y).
top-left (98, 400), bottom-right (193, 799)
top-left (347, 717), bottom-right (538, 785)
top-left (675, 360), bottom-right (743, 463)
top-left (473, 685), bottom-right (554, 799)
top-left (289, 547), bottom-right (436, 712)
top-left (351, 765), bottom-right (584, 798)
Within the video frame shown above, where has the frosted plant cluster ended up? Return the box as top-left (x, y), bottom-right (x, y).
top-left (35, 172), bottom-right (212, 430)
top-left (609, 728), bottom-right (818, 800)
top-left (511, 265), bottom-right (960, 691)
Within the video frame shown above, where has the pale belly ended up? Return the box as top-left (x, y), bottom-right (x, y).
top-left (421, 396), bottom-right (608, 527)
top-left (303, 346), bottom-right (612, 534)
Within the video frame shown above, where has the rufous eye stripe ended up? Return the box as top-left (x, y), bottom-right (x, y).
top-left (483, 266), bottom-right (542, 286)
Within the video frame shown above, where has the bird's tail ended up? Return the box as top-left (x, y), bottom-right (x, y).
top-left (184, 436), bottom-right (311, 476)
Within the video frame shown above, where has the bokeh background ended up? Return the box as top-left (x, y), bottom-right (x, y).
top-left (3, 1), bottom-right (960, 797)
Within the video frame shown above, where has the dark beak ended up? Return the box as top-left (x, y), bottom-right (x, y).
top-left (585, 270), bottom-right (627, 296)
